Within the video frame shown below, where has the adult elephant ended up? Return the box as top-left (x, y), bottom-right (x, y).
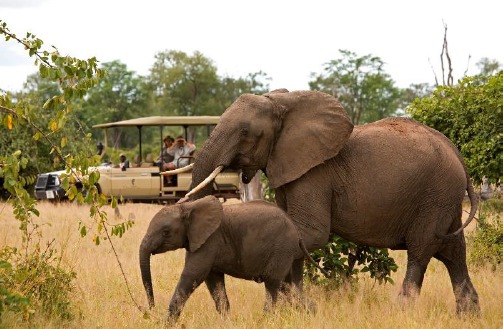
top-left (185, 89), bottom-right (480, 313)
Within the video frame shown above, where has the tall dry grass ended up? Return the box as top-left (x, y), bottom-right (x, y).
top-left (0, 201), bottom-right (501, 328)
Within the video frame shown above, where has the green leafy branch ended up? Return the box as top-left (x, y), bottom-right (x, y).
top-left (304, 234), bottom-right (398, 288)
top-left (0, 20), bottom-right (142, 319)
top-left (0, 19), bottom-right (133, 240)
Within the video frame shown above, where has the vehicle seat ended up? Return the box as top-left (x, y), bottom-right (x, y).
top-left (133, 154), bottom-right (141, 167)
top-left (141, 153), bottom-right (154, 167)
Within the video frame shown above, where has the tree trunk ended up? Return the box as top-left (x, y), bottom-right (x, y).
top-left (240, 170), bottom-right (263, 201)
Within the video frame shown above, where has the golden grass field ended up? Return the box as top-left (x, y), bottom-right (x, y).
top-left (0, 201), bottom-right (501, 329)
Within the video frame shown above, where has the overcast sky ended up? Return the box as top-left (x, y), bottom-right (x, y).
top-left (1, 0), bottom-right (502, 93)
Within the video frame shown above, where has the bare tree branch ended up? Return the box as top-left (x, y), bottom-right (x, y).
top-left (441, 22), bottom-right (454, 86)
top-left (428, 58), bottom-right (440, 87)
top-left (463, 54), bottom-right (472, 77)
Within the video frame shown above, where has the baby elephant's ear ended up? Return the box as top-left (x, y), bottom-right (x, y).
top-left (181, 196), bottom-right (223, 252)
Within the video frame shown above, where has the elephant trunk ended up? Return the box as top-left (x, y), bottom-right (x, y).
top-left (139, 241), bottom-right (155, 308)
top-left (190, 128), bottom-right (235, 200)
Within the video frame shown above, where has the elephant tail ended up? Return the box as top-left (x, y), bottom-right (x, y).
top-left (299, 238), bottom-right (330, 278)
top-left (438, 174), bottom-right (479, 239)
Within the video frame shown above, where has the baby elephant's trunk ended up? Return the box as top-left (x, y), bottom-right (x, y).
top-left (139, 242), bottom-right (155, 308)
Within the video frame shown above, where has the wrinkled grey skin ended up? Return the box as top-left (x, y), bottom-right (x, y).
top-left (188, 89), bottom-right (480, 314)
top-left (139, 196), bottom-right (318, 320)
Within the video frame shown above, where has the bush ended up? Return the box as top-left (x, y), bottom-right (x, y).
top-left (468, 197), bottom-right (502, 269)
top-left (0, 260), bottom-right (31, 320)
top-left (304, 235), bottom-right (398, 288)
top-left (407, 72), bottom-right (503, 185)
top-left (0, 245), bottom-right (76, 322)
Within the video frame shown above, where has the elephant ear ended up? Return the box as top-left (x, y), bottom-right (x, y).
top-left (181, 195), bottom-right (223, 252)
top-left (265, 90), bottom-right (353, 188)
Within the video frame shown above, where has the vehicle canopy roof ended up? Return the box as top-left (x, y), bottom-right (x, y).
top-left (92, 116), bottom-right (220, 129)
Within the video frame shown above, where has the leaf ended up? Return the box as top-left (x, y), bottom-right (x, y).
top-left (80, 225), bottom-right (87, 237)
top-left (50, 120), bottom-right (58, 131)
top-left (0, 260), bottom-right (12, 269)
top-left (39, 65), bottom-right (48, 78)
top-left (7, 114), bottom-right (12, 129)
top-left (32, 131), bottom-right (42, 141)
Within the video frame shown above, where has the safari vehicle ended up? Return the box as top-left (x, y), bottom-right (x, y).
top-left (34, 116), bottom-right (241, 203)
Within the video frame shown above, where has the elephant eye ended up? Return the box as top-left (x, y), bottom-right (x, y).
top-left (240, 128), bottom-right (249, 137)
top-left (162, 230), bottom-right (170, 237)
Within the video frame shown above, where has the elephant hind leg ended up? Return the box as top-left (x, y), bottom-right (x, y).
top-left (205, 271), bottom-right (230, 315)
top-left (264, 279), bottom-right (282, 312)
top-left (433, 236), bottom-right (480, 315)
top-left (279, 258), bottom-right (304, 302)
top-left (399, 256), bottom-right (429, 298)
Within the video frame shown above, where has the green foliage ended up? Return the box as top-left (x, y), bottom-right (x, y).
top-left (78, 60), bottom-right (150, 148)
top-left (407, 72), bottom-right (503, 184)
top-left (261, 174), bottom-right (275, 202)
top-left (148, 50), bottom-right (270, 117)
top-left (0, 19), bottom-right (135, 243)
top-left (0, 260), bottom-right (31, 321)
top-left (1, 74), bottom-right (95, 178)
top-left (309, 49), bottom-right (403, 124)
top-left (304, 235), bottom-right (398, 288)
top-left (0, 246), bottom-right (76, 321)
top-left (149, 50), bottom-right (221, 116)
top-left (468, 198), bottom-right (502, 269)
top-left (0, 152), bottom-right (39, 224)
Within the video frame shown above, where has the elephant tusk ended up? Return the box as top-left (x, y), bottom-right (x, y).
top-left (161, 163), bottom-right (194, 176)
top-left (185, 165), bottom-right (224, 198)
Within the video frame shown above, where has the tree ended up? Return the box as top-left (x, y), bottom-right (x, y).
top-left (309, 49), bottom-right (402, 124)
top-left (476, 58), bottom-right (501, 77)
top-left (215, 71), bottom-right (270, 109)
top-left (148, 50), bottom-right (221, 116)
top-left (147, 50), bottom-right (271, 118)
top-left (79, 60), bottom-right (149, 148)
top-left (400, 83), bottom-right (435, 110)
top-left (0, 74), bottom-right (94, 176)
top-left (407, 72), bottom-right (502, 184)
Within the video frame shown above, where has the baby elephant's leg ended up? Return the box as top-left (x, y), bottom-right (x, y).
top-left (205, 271), bottom-right (230, 314)
top-left (264, 279), bottom-right (282, 312)
top-left (168, 274), bottom-right (204, 320)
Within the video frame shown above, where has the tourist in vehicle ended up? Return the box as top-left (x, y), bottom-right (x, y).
top-left (158, 135), bottom-right (175, 170)
top-left (118, 153), bottom-right (130, 171)
top-left (166, 136), bottom-right (196, 169)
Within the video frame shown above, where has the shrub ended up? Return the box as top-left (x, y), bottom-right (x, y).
top-left (468, 197), bottom-right (502, 269)
top-left (0, 245), bottom-right (76, 321)
top-left (304, 234), bottom-right (398, 288)
top-left (0, 260), bottom-right (31, 320)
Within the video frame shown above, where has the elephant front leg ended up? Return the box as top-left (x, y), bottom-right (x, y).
top-left (168, 274), bottom-right (204, 320)
top-left (205, 271), bottom-right (230, 315)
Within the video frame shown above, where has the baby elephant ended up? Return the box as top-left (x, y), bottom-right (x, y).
top-left (139, 195), bottom-right (325, 320)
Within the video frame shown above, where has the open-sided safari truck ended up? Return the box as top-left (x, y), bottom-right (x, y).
top-left (34, 116), bottom-right (241, 203)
